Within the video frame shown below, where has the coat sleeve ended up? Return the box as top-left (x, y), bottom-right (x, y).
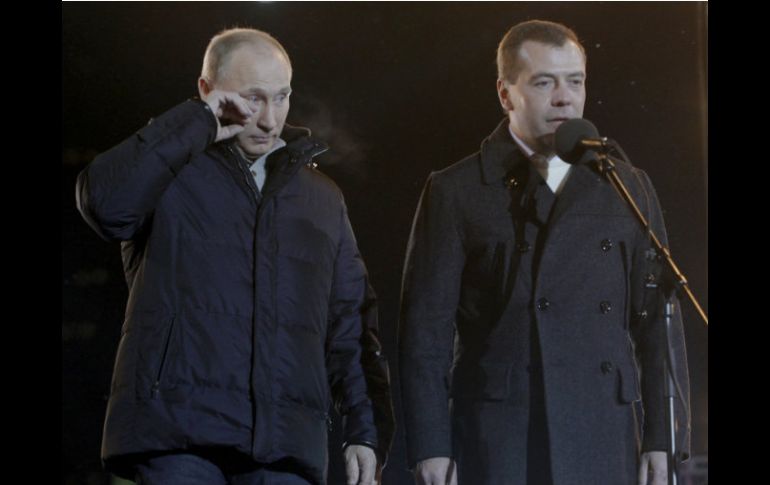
top-left (326, 200), bottom-right (384, 457)
top-left (355, 278), bottom-right (396, 466)
top-left (398, 172), bottom-right (466, 468)
top-left (628, 168), bottom-right (692, 461)
top-left (75, 99), bottom-right (218, 241)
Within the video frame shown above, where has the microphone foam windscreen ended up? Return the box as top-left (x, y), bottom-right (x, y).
top-left (554, 118), bottom-right (600, 164)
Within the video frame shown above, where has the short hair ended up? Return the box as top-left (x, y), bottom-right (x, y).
top-left (201, 27), bottom-right (292, 83)
top-left (496, 20), bottom-right (585, 83)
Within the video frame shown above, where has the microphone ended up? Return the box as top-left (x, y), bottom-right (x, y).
top-left (554, 118), bottom-right (610, 165)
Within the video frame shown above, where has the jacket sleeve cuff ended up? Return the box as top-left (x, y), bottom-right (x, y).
top-left (134, 98), bottom-right (218, 173)
top-left (341, 400), bottom-right (381, 456)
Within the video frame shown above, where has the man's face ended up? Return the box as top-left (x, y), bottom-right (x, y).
top-left (498, 40), bottom-right (586, 155)
top-left (215, 45), bottom-right (292, 159)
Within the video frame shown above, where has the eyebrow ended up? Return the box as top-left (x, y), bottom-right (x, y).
top-left (530, 71), bottom-right (586, 80)
top-left (243, 86), bottom-right (292, 95)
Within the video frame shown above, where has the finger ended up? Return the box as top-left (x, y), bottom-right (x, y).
top-left (219, 106), bottom-right (252, 125)
top-left (359, 453), bottom-right (375, 484)
top-left (448, 460), bottom-right (458, 485)
top-left (422, 472), bottom-right (439, 485)
top-left (651, 465), bottom-right (667, 485)
top-left (414, 470), bottom-right (427, 485)
top-left (345, 453), bottom-right (360, 485)
top-left (638, 459), bottom-right (648, 485)
top-left (215, 124), bottom-right (245, 142)
top-left (235, 98), bottom-right (255, 118)
top-left (222, 92), bottom-right (255, 118)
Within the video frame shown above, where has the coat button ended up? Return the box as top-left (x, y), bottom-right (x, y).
top-left (645, 273), bottom-right (658, 289)
top-left (537, 298), bottom-right (550, 311)
top-left (601, 361), bottom-right (614, 374)
top-left (645, 248), bottom-right (660, 262)
top-left (636, 310), bottom-right (648, 321)
top-left (600, 239), bottom-right (613, 252)
top-left (600, 301), bottom-right (612, 314)
top-left (517, 241), bottom-right (531, 253)
top-left (505, 177), bottom-right (519, 189)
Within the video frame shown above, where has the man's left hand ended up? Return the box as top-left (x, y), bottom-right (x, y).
top-left (638, 451), bottom-right (668, 485)
top-left (344, 444), bottom-right (379, 485)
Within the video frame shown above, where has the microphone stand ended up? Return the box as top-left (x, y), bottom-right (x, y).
top-left (588, 140), bottom-right (707, 485)
top-left (591, 140), bottom-right (708, 326)
top-left (663, 300), bottom-right (680, 485)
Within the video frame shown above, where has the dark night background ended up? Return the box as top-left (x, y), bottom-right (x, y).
top-left (62, 2), bottom-right (708, 484)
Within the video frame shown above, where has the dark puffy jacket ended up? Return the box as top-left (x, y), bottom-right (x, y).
top-left (76, 99), bottom-right (394, 484)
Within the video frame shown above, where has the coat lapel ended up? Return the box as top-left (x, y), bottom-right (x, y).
top-left (480, 118), bottom-right (529, 187)
top-left (546, 163), bottom-right (604, 228)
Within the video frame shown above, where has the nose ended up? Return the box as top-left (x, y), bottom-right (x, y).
top-left (551, 81), bottom-right (573, 107)
top-left (256, 101), bottom-right (277, 132)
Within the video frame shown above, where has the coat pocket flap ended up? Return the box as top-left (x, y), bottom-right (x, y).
top-left (616, 362), bottom-right (642, 403)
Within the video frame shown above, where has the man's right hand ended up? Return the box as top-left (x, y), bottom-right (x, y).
top-left (414, 457), bottom-right (457, 485)
top-left (201, 90), bottom-right (255, 142)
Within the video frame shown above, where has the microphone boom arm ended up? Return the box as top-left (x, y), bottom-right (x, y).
top-left (595, 149), bottom-right (708, 326)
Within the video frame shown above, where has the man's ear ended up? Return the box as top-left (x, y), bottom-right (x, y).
top-left (198, 77), bottom-right (213, 99)
top-left (496, 78), bottom-right (514, 112)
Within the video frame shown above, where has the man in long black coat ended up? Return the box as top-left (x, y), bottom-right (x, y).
top-left (398, 20), bottom-right (690, 485)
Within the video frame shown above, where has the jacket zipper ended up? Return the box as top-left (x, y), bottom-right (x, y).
top-left (151, 316), bottom-right (176, 398)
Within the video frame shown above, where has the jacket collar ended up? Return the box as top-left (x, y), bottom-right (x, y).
top-left (274, 123), bottom-right (330, 167)
top-left (216, 123), bottom-right (329, 202)
top-left (546, 161), bottom-right (605, 228)
top-left (479, 118), bottom-right (530, 186)
top-left (478, 118), bottom-right (605, 228)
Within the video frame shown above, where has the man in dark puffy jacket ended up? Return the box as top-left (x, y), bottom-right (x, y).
top-left (76, 27), bottom-right (394, 485)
